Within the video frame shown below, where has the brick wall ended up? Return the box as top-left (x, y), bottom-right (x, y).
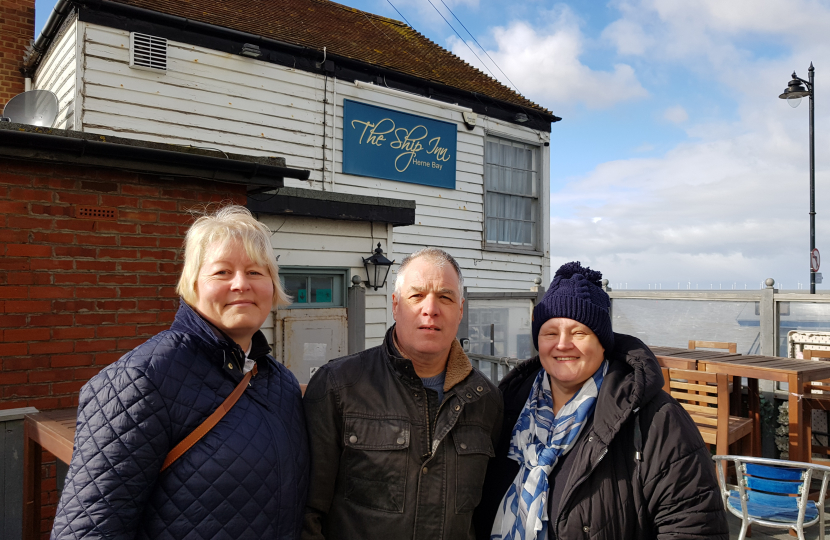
top-left (0, 158), bottom-right (246, 538)
top-left (0, 0), bottom-right (33, 104)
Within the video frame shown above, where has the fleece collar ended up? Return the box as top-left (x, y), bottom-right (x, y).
top-left (387, 325), bottom-right (473, 391)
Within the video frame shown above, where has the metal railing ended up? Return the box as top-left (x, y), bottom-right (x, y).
top-left (468, 353), bottom-right (522, 383)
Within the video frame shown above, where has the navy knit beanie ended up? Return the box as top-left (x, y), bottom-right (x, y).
top-left (532, 261), bottom-right (614, 352)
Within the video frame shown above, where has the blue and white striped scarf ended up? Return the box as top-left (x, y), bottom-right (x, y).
top-left (491, 360), bottom-right (608, 540)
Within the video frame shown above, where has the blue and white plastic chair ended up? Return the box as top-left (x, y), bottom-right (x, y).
top-left (713, 455), bottom-right (830, 540)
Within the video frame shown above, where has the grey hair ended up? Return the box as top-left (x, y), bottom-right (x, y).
top-left (393, 247), bottom-right (464, 296)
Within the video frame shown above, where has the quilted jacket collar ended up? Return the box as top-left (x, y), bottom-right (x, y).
top-left (170, 300), bottom-right (272, 366)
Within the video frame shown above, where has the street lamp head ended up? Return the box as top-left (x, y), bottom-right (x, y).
top-left (779, 74), bottom-right (810, 107)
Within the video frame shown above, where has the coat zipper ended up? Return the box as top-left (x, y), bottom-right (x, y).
top-left (412, 393), bottom-right (456, 540)
top-left (553, 445), bottom-right (608, 539)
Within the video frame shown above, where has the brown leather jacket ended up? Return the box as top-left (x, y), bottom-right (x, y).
top-left (302, 325), bottom-right (503, 540)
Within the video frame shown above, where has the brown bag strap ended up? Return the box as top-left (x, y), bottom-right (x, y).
top-left (161, 363), bottom-right (258, 472)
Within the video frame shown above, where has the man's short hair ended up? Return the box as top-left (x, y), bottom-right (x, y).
top-left (393, 247), bottom-right (464, 296)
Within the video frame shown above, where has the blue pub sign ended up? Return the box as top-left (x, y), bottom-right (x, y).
top-left (342, 99), bottom-right (457, 189)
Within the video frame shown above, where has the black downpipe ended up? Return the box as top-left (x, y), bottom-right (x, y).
top-left (21, 0), bottom-right (74, 77)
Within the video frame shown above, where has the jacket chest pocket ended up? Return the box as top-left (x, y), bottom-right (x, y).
top-left (452, 424), bottom-right (495, 514)
top-left (343, 416), bottom-right (410, 513)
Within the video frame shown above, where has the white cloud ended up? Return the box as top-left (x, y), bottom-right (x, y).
top-left (663, 105), bottom-right (688, 124)
top-left (601, 18), bottom-right (653, 55)
top-left (604, 0), bottom-right (830, 67)
top-left (542, 0), bottom-right (830, 287)
top-left (550, 92), bottom-right (830, 285)
top-left (448, 7), bottom-right (648, 109)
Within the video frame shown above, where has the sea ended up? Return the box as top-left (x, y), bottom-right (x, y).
top-left (611, 297), bottom-right (830, 357)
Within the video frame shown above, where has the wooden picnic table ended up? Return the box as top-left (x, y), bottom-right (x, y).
top-left (651, 346), bottom-right (743, 366)
top-left (697, 354), bottom-right (830, 462)
top-left (23, 408), bottom-right (76, 540)
top-left (649, 346), bottom-right (830, 462)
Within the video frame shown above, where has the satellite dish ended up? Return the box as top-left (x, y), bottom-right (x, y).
top-left (3, 90), bottom-right (59, 128)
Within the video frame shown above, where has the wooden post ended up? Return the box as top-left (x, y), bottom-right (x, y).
top-left (457, 286), bottom-right (469, 344)
top-left (759, 279), bottom-right (777, 356)
top-left (22, 419), bottom-right (41, 540)
top-left (789, 372), bottom-right (805, 461)
top-left (347, 275), bottom-right (365, 355)
top-left (748, 378), bottom-right (761, 457)
top-left (1, 407), bottom-right (37, 540)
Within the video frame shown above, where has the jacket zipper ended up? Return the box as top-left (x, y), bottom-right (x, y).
top-left (424, 391), bottom-right (455, 458)
top-left (424, 391), bottom-right (433, 458)
top-left (412, 393), bottom-right (455, 539)
top-left (553, 445), bottom-right (608, 539)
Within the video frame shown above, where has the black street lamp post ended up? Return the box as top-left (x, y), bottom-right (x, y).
top-left (779, 63), bottom-right (816, 293)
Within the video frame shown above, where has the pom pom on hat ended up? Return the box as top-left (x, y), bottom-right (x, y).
top-left (532, 261), bottom-right (614, 352)
top-left (554, 261), bottom-right (603, 286)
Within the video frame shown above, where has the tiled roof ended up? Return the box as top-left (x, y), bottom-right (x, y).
top-left (107, 0), bottom-right (551, 115)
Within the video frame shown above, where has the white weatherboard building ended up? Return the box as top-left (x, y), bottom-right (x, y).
top-left (29, 0), bottom-right (559, 383)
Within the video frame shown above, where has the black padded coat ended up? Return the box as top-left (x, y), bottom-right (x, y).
top-left (473, 333), bottom-right (729, 540)
top-left (51, 301), bottom-right (309, 540)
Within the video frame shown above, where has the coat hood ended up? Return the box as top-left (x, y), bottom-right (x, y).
top-left (591, 333), bottom-right (664, 446)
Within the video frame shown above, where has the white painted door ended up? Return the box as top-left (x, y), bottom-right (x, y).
top-left (274, 308), bottom-right (347, 384)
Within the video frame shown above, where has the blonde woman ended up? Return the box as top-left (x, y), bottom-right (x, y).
top-left (52, 205), bottom-right (308, 540)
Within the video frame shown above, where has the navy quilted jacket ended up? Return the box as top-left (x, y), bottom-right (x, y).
top-left (51, 301), bottom-right (309, 540)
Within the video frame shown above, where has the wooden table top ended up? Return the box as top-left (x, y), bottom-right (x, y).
top-left (649, 346), bottom-right (741, 361)
top-left (649, 345), bottom-right (830, 382)
top-left (24, 408), bottom-right (76, 464)
top-left (698, 355), bottom-right (830, 382)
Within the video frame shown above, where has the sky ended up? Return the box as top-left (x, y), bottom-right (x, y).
top-left (35, 0), bottom-right (830, 290)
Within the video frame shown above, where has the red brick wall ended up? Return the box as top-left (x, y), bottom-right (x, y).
top-left (1, 159), bottom-right (246, 408)
top-left (0, 158), bottom-right (246, 537)
top-left (0, 0), bottom-right (33, 105)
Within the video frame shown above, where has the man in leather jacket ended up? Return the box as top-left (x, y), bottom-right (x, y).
top-left (302, 248), bottom-right (503, 540)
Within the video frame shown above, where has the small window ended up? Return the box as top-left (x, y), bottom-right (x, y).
top-left (484, 137), bottom-right (539, 250)
top-left (280, 268), bottom-right (347, 308)
top-left (130, 32), bottom-right (168, 72)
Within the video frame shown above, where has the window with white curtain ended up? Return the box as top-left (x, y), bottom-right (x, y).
top-left (484, 137), bottom-right (539, 250)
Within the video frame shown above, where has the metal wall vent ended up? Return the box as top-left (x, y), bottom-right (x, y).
top-left (130, 32), bottom-right (168, 72)
top-left (76, 206), bottom-right (117, 220)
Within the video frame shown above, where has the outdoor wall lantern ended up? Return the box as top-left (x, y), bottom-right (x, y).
top-left (779, 63), bottom-right (817, 293)
top-left (363, 242), bottom-right (394, 291)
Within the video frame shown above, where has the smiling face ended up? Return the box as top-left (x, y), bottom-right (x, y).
top-left (193, 240), bottom-right (274, 350)
top-left (392, 256), bottom-right (464, 375)
top-left (538, 318), bottom-right (605, 410)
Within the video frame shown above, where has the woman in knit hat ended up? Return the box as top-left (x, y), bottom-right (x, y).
top-left (472, 261), bottom-right (728, 540)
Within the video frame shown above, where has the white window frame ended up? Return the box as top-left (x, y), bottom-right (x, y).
top-left (279, 267), bottom-right (349, 309)
top-left (483, 135), bottom-right (542, 255)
